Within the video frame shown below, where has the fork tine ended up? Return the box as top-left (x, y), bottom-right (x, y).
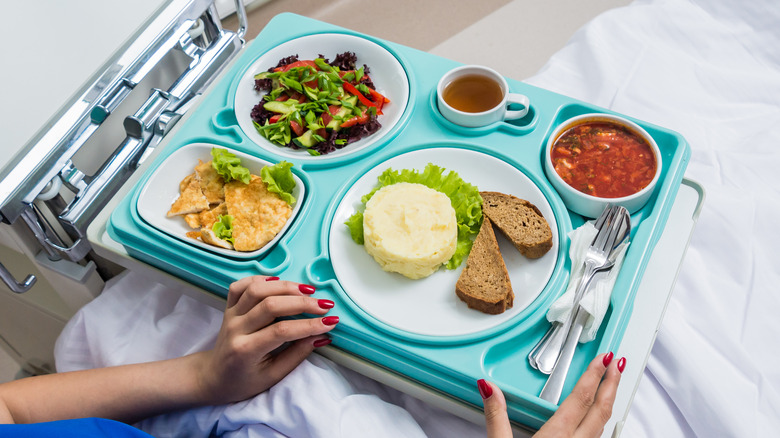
top-left (592, 205), bottom-right (619, 251)
top-left (603, 210), bottom-right (626, 252)
top-left (594, 204), bottom-right (614, 230)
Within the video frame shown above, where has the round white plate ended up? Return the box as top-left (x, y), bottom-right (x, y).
top-left (137, 143), bottom-right (305, 259)
top-left (234, 33), bottom-right (410, 160)
top-left (329, 148), bottom-right (559, 337)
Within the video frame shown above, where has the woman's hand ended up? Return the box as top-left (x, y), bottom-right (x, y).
top-left (195, 276), bottom-right (338, 405)
top-left (479, 352), bottom-right (625, 438)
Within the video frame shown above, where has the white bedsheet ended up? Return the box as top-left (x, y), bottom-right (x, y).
top-left (55, 0), bottom-right (780, 436)
top-left (524, 0), bottom-right (780, 436)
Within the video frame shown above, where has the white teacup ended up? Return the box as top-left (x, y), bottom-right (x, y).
top-left (436, 65), bottom-right (530, 128)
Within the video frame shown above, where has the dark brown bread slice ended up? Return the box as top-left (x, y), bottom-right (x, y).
top-left (480, 191), bottom-right (553, 259)
top-left (455, 216), bottom-right (514, 314)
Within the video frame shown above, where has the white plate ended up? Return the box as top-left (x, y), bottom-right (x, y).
top-left (329, 148), bottom-right (559, 337)
top-left (137, 143), bottom-right (305, 259)
top-left (234, 33), bottom-right (410, 160)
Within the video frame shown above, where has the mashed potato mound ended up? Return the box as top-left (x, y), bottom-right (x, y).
top-left (363, 182), bottom-right (457, 279)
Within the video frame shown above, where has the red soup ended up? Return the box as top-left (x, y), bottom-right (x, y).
top-left (551, 121), bottom-right (657, 198)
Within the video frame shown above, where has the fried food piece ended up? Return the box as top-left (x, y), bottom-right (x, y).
top-left (200, 228), bottom-right (234, 250)
top-left (184, 214), bottom-right (201, 229)
top-left (225, 175), bottom-right (292, 252)
top-left (195, 160), bottom-right (225, 204)
top-left (183, 202), bottom-right (228, 229)
top-left (179, 173), bottom-right (195, 193)
top-left (167, 175), bottom-right (209, 217)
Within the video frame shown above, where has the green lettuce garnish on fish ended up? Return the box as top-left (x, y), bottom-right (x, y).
top-left (260, 160), bottom-right (296, 205)
top-left (212, 214), bottom-right (234, 244)
top-left (211, 148), bottom-right (250, 184)
top-left (345, 163), bottom-right (483, 269)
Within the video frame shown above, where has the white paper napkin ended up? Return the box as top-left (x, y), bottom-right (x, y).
top-left (546, 220), bottom-right (629, 342)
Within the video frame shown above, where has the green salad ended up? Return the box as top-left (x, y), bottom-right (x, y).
top-left (251, 53), bottom-right (390, 156)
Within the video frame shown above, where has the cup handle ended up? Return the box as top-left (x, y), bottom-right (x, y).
top-left (505, 93), bottom-right (530, 120)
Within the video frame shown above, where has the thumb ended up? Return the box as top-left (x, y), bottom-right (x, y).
top-left (478, 379), bottom-right (512, 438)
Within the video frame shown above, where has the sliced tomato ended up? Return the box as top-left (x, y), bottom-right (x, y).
top-left (289, 92), bottom-right (306, 103)
top-left (340, 113), bottom-right (370, 128)
top-left (321, 112), bottom-right (332, 128)
top-left (275, 94), bottom-right (290, 102)
top-left (290, 120), bottom-right (304, 137)
top-left (274, 60), bottom-right (319, 72)
top-left (269, 115), bottom-right (281, 124)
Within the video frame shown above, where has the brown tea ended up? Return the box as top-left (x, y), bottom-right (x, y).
top-left (442, 74), bottom-right (504, 113)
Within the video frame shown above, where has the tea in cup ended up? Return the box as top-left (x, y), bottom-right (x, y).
top-left (437, 65), bottom-right (530, 128)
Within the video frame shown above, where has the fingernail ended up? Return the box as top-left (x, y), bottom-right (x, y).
top-left (318, 299), bottom-right (335, 309)
top-left (299, 284), bottom-right (316, 294)
top-left (477, 379), bottom-right (493, 399)
top-left (265, 276), bottom-right (280, 281)
top-left (617, 357), bottom-right (627, 373)
top-left (322, 316), bottom-right (339, 326)
top-left (313, 338), bottom-right (332, 348)
top-left (603, 351), bottom-right (614, 367)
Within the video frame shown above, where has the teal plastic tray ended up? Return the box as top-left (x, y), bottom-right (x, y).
top-left (108, 13), bottom-right (690, 429)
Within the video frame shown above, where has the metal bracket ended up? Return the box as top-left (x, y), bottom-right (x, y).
top-left (0, 261), bottom-right (36, 294)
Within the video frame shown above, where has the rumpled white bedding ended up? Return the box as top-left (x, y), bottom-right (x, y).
top-left (524, 0), bottom-right (780, 436)
top-left (55, 0), bottom-right (780, 436)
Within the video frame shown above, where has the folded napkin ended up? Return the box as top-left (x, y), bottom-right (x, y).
top-left (546, 220), bottom-right (629, 342)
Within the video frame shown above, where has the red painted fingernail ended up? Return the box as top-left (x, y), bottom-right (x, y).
top-left (477, 379), bottom-right (493, 399)
top-left (318, 299), bottom-right (335, 309)
top-left (313, 338), bottom-right (332, 348)
top-left (603, 351), bottom-right (614, 367)
top-left (322, 316), bottom-right (339, 326)
top-left (617, 357), bottom-right (627, 373)
top-left (299, 284), bottom-right (316, 294)
top-left (265, 276), bottom-right (280, 281)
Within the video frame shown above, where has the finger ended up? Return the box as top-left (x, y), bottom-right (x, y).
top-left (231, 278), bottom-right (316, 316)
top-left (248, 315), bottom-right (339, 354)
top-left (227, 276), bottom-right (280, 308)
top-left (479, 380), bottom-right (513, 438)
top-left (576, 356), bottom-right (624, 438)
top-left (550, 352), bottom-right (611, 432)
top-left (240, 296), bottom-right (334, 333)
top-left (261, 336), bottom-right (330, 385)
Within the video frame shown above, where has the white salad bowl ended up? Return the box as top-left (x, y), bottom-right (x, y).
top-left (233, 33), bottom-right (410, 160)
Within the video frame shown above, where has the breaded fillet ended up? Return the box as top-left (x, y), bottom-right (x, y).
top-left (195, 160), bottom-right (225, 204)
top-left (167, 175), bottom-right (209, 217)
top-left (200, 228), bottom-right (234, 250)
top-left (225, 175), bottom-right (292, 252)
top-left (183, 203), bottom-right (228, 229)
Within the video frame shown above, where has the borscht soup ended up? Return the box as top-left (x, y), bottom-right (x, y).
top-left (550, 121), bottom-right (657, 198)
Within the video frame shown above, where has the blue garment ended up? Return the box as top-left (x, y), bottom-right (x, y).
top-left (0, 418), bottom-right (154, 437)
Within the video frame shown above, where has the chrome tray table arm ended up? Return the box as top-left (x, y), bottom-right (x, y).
top-left (0, 0), bottom-right (247, 292)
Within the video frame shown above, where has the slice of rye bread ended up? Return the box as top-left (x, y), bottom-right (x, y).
top-left (480, 191), bottom-right (553, 259)
top-left (455, 216), bottom-right (514, 314)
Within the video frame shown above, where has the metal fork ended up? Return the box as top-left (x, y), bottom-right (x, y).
top-left (528, 205), bottom-right (622, 374)
top-left (539, 209), bottom-right (630, 403)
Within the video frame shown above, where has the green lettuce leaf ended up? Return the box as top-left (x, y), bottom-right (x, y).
top-left (211, 148), bottom-right (251, 184)
top-left (345, 163), bottom-right (483, 269)
top-left (212, 214), bottom-right (234, 244)
top-left (260, 161), bottom-right (296, 205)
